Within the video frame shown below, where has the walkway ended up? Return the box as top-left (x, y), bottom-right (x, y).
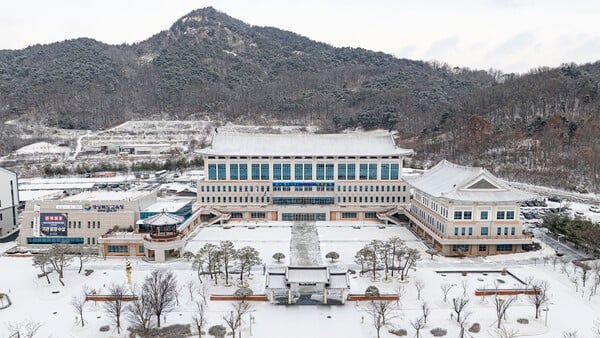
top-left (289, 221), bottom-right (323, 266)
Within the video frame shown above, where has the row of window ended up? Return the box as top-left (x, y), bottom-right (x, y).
top-left (200, 184), bottom-right (407, 193)
top-left (451, 244), bottom-right (513, 252)
top-left (412, 205), bottom-right (446, 234)
top-left (453, 226), bottom-right (516, 236)
top-left (207, 162), bottom-right (402, 181)
top-left (453, 210), bottom-right (515, 221)
top-left (272, 197), bottom-right (335, 205)
top-left (201, 196), bottom-right (270, 204)
top-left (338, 196), bottom-right (407, 203)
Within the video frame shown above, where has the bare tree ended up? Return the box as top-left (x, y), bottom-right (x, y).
top-left (73, 245), bottom-right (91, 274)
top-left (414, 279), bottom-right (425, 300)
top-left (458, 311), bottom-right (472, 338)
top-left (222, 302), bottom-right (251, 338)
top-left (186, 280), bottom-right (196, 302)
top-left (461, 280), bottom-right (469, 297)
top-left (143, 269), bottom-right (178, 328)
top-left (48, 244), bottom-right (71, 286)
top-left (32, 253), bottom-right (52, 284)
top-left (192, 251), bottom-right (206, 283)
top-left (570, 274), bottom-right (580, 292)
top-left (528, 280), bottom-right (550, 319)
top-left (396, 285), bottom-right (406, 307)
top-left (365, 301), bottom-right (398, 338)
top-left (127, 285), bottom-right (153, 334)
top-left (551, 255), bottom-right (560, 271)
top-left (452, 297), bottom-right (470, 323)
top-left (198, 283), bottom-right (210, 306)
top-left (494, 326), bottom-right (519, 338)
top-left (219, 240), bottom-right (236, 286)
top-left (192, 300), bottom-right (207, 338)
top-left (562, 331), bottom-right (579, 338)
top-left (410, 316), bottom-right (426, 338)
top-left (103, 283), bottom-right (126, 334)
top-left (387, 237), bottom-right (404, 277)
top-left (355, 247), bottom-right (371, 276)
top-left (425, 248), bottom-right (438, 260)
top-left (580, 263), bottom-right (591, 287)
top-left (71, 289), bottom-right (87, 327)
top-left (592, 318), bottom-right (600, 338)
top-left (6, 320), bottom-right (43, 338)
top-left (421, 302), bottom-right (431, 324)
top-left (493, 296), bottom-right (515, 329)
top-left (440, 283), bottom-right (455, 303)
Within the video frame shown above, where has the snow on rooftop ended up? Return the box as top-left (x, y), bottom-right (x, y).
top-left (15, 142), bottom-right (70, 155)
top-left (199, 131), bottom-right (413, 157)
top-left (18, 189), bottom-right (64, 201)
top-left (406, 160), bottom-right (537, 202)
top-left (20, 176), bottom-right (130, 185)
top-left (143, 200), bottom-right (191, 213)
top-left (62, 190), bottom-right (152, 201)
top-left (286, 267), bottom-right (329, 283)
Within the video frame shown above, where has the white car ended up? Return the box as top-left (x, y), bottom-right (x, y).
top-left (589, 205), bottom-right (600, 213)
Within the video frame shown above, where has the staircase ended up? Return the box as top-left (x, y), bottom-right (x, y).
top-left (376, 207), bottom-right (404, 225)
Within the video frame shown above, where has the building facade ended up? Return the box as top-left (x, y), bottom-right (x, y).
top-left (0, 167), bottom-right (19, 236)
top-left (19, 191), bottom-right (157, 246)
top-left (404, 160), bottom-right (536, 256)
top-left (196, 132), bottom-right (413, 222)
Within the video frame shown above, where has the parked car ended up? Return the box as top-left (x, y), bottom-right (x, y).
top-left (574, 211), bottom-right (585, 217)
top-left (589, 205), bottom-right (600, 213)
top-left (548, 196), bottom-right (562, 203)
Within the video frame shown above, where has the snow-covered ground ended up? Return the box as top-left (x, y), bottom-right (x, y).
top-left (1, 222), bottom-right (599, 338)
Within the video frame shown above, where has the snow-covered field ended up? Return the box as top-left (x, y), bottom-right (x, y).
top-left (1, 222), bottom-right (599, 338)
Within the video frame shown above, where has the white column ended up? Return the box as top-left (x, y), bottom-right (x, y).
top-left (323, 288), bottom-right (328, 304)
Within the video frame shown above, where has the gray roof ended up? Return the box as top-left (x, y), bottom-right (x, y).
top-left (406, 160), bottom-right (536, 203)
top-left (141, 212), bottom-right (184, 226)
top-left (198, 131), bottom-right (413, 157)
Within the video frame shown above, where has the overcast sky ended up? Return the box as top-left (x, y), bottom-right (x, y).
top-left (1, 0), bottom-right (599, 73)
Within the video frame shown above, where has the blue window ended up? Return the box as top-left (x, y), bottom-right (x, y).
top-left (496, 211), bottom-right (506, 220)
top-left (347, 164), bottom-right (355, 180)
top-left (453, 244), bottom-right (469, 252)
top-left (326, 163), bottom-right (334, 180)
top-left (381, 163), bottom-right (390, 180)
top-left (496, 244), bottom-right (513, 252)
top-left (461, 227), bottom-right (466, 235)
top-left (139, 245), bottom-right (144, 253)
top-left (108, 245), bottom-right (128, 253)
top-left (231, 212), bottom-right (243, 218)
top-left (230, 164), bottom-right (239, 180)
top-left (208, 164), bottom-right (217, 180)
top-left (479, 244), bottom-right (487, 252)
top-left (239, 164), bottom-right (247, 180)
top-left (295, 163), bottom-right (303, 180)
top-left (27, 237), bottom-right (84, 244)
top-left (468, 227), bottom-right (473, 235)
top-left (463, 211), bottom-right (472, 220)
top-left (497, 227), bottom-right (502, 235)
top-left (365, 212), bottom-right (377, 218)
top-left (504, 227), bottom-right (509, 235)
top-left (481, 227), bottom-right (489, 236)
top-left (338, 164), bottom-right (347, 180)
top-left (454, 211), bottom-right (462, 220)
top-left (261, 164), bottom-right (269, 179)
top-left (359, 164), bottom-right (368, 180)
top-left (390, 163), bottom-right (399, 180)
top-left (282, 164), bottom-right (291, 180)
top-left (252, 164), bottom-right (260, 180)
top-left (506, 211), bottom-right (515, 220)
top-left (304, 164), bottom-right (312, 180)
top-left (342, 212), bottom-right (357, 219)
top-left (454, 228), bottom-right (459, 235)
top-left (316, 163), bottom-right (325, 180)
top-left (273, 163), bottom-right (282, 180)
top-left (511, 227), bottom-right (516, 235)
top-left (480, 211), bottom-right (488, 220)
top-left (217, 164), bottom-right (226, 181)
top-left (368, 163), bottom-right (377, 180)
top-left (251, 212), bottom-right (265, 219)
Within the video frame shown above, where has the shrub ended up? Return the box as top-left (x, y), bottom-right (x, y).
top-left (365, 285), bottom-right (380, 297)
top-left (468, 323), bottom-right (480, 333)
top-left (389, 328), bottom-right (408, 336)
top-left (99, 325), bottom-right (110, 332)
top-left (517, 318), bottom-right (529, 324)
top-left (430, 328), bottom-right (447, 337)
top-left (208, 325), bottom-right (227, 338)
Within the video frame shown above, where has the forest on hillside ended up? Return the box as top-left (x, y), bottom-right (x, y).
top-left (0, 7), bottom-right (598, 191)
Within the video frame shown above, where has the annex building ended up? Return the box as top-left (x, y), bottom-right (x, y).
top-left (196, 132), bottom-right (413, 223)
top-left (404, 160), bottom-right (536, 256)
top-left (19, 191), bottom-right (201, 261)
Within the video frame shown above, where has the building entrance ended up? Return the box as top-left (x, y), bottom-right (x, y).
top-left (282, 213), bottom-right (326, 221)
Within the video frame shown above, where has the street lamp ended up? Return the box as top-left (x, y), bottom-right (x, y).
top-left (542, 305), bottom-right (549, 326)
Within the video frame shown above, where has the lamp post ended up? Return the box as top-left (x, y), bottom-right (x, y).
top-left (542, 305), bottom-right (549, 326)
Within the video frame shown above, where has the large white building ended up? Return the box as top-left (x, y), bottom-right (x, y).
top-left (0, 167), bottom-right (19, 236)
top-left (404, 160), bottom-right (536, 256)
top-left (196, 132), bottom-right (413, 222)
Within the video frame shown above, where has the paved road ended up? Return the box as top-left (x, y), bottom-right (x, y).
top-left (533, 228), bottom-right (587, 260)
